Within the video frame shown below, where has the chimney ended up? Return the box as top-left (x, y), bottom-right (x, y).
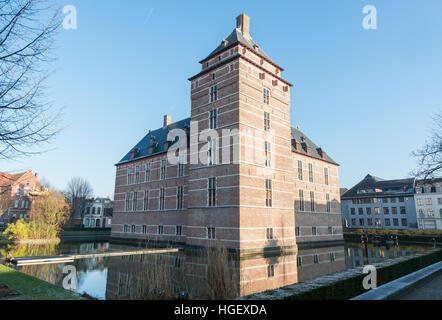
top-left (163, 115), bottom-right (172, 127)
top-left (236, 14), bottom-right (250, 37)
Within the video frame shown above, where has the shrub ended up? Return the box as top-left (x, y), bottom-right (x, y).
top-left (4, 219), bottom-right (59, 241)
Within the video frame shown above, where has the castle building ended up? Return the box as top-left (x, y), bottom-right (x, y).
top-left (0, 170), bottom-right (42, 226)
top-left (111, 14), bottom-right (343, 254)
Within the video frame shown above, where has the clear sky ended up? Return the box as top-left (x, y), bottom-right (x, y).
top-left (1, 0), bottom-right (441, 197)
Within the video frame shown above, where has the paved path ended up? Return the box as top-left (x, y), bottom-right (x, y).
top-left (399, 272), bottom-right (442, 300)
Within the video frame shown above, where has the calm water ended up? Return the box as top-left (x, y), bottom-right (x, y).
top-left (0, 241), bottom-right (434, 300)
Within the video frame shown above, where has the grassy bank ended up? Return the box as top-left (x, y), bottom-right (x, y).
top-left (344, 228), bottom-right (442, 244)
top-left (0, 264), bottom-right (84, 300)
top-left (61, 229), bottom-right (111, 237)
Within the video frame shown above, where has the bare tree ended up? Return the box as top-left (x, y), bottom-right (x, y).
top-left (65, 177), bottom-right (93, 224)
top-left (412, 110), bottom-right (442, 180)
top-left (0, 0), bottom-right (62, 160)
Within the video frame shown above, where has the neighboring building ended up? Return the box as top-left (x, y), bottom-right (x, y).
top-left (0, 170), bottom-right (42, 225)
top-left (83, 197), bottom-right (113, 229)
top-left (111, 14), bottom-right (342, 254)
top-left (414, 178), bottom-right (442, 230)
top-left (341, 175), bottom-right (418, 230)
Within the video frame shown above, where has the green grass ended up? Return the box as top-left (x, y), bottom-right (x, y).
top-left (0, 264), bottom-right (85, 300)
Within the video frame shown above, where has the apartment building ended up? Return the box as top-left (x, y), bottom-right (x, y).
top-left (111, 14), bottom-right (342, 254)
top-left (83, 197), bottom-right (114, 229)
top-left (341, 175), bottom-right (418, 230)
top-left (414, 178), bottom-right (442, 230)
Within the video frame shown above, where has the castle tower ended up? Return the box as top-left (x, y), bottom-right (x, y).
top-left (187, 14), bottom-right (297, 255)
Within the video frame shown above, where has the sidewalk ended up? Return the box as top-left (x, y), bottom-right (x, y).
top-left (398, 272), bottom-right (442, 300)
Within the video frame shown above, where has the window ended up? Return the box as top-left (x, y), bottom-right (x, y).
top-left (124, 225), bottom-right (129, 233)
top-left (127, 168), bottom-right (133, 185)
top-left (310, 191), bottom-right (315, 212)
top-left (211, 72), bottom-right (216, 80)
top-left (132, 192), bottom-right (137, 211)
top-left (384, 207), bottom-right (389, 215)
top-left (209, 109), bottom-right (217, 129)
top-left (391, 197), bottom-right (397, 203)
top-left (158, 225), bottom-right (164, 235)
top-left (160, 160), bottom-right (167, 180)
top-left (299, 189), bottom-right (305, 211)
top-left (324, 168), bottom-right (329, 186)
top-left (85, 219), bottom-right (89, 227)
top-left (376, 218), bottom-right (382, 226)
top-left (326, 194), bottom-right (331, 213)
top-left (400, 207), bottom-right (406, 214)
top-left (383, 198), bottom-right (388, 203)
top-left (352, 218), bottom-right (357, 226)
top-left (264, 141), bottom-right (271, 167)
top-left (312, 226), bottom-right (317, 236)
top-left (159, 188), bottom-right (165, 210)
top-left (297, 256), bottom-right (302, 267)
top-left (298, 161), bottom-right (303, 181)
top-left (374, 207), bottom-right (380, 215)
top-left (21, 200), bottom-right (25, 209)
top-left (177, 186), bottom-right (184, 209)
top-left (366, 207), bottom-right (372, 215)
top-left (266, 228), bottom-right (274, 240)
top-left (266, 180), bottom-right (273, 207)
top-left (328, 226), bottom-right (333, 235)
top-left (92, 207), bottom-right (96, 215)
top-left (145, 163), bottom-right (151, 182)
top-left (401, 219), bottom-right (408, 227)
top-left (97, 207), bottom-right (101, 215)
top-left (385, 219), bottom-right (391, 226)
top-left (264, 112), bottom-right (271, 131)
top-left (393, 219), bottom-right (399, 226)
top-left (313, 255), bottom-right (319, 264)
top-left (428, 209), bottom-right (434, 217)
top-left (308, 163), bottom-right (313, 183)
top-left (208, 139), bottom-right (217, 166)
top-left (296, 227), bottom-right (300, 237)
top-left (210, 85), bottom-right (218, 102)
top-left (176, 225), bottom-right (183, 236)
top-left (125, 193), bottom-right (130, 211)
top-left (359, 219), bottom-right (365, 226)
top-left (131, 225), bottom-right (136, 233)
top-left (267, 265), bottom-right (275, 278)
top-left (392, 207), bottom-right (398, 214)
top-left (330, 252), bottom-right (335, 262)
top-left (178, 161), bottom-right (185, 177)
top-left (263, 88), bottom-right (270, 104)
top-left (208, 177), bottom-right (216, 207)
top-left (367, 218), bottom-right (373, 226)
top-left (142, 225), bottom-right (147, 234)
top-left (425, 198), bottom-right (432, 205)
top-left (358, 208), bottom-right (363, 215)
top-left (351, 208), bottom-right (356, 215)
top-left (207, 227), bottom-right (216, 239)
top-left (398, 197), bottom-right (405, 203)
top-left (438, 198), bottom-right (442, 205)
top-left (417, 199), bottom-right (423, 206)
top-left (135, 166), bottom-right (140, 184)
top-left (24, 200), bottom-right (29, 209)
top-left (143, 191), bottom-right (149, 210)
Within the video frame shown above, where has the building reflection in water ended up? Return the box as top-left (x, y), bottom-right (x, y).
top-left (105, 245), bottom-right (347, 300)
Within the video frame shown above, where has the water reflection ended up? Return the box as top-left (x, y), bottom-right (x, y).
top-left (1, 241), bottom-right (433, 300)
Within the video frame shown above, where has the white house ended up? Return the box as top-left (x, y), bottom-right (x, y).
top-left (414, 178), bottom-right (442, 230)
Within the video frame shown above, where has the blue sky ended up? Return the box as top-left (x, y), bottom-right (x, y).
top-left (1, 0), bottom-right (441, 197)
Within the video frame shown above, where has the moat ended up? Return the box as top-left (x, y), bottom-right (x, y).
top-left (0, 240), bottom-right (435, 300)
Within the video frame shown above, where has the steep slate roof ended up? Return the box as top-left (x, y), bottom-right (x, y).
top-left (341, 174), bottom-right (416, 199)
top-left (0, 172), bottom-right (27, 187)
top-left (291, 127), bottom-right (338, 165)
top-left (117, 118), bottom-right (191, 165)
top-left (201, 28), bottom-right (274, 64)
